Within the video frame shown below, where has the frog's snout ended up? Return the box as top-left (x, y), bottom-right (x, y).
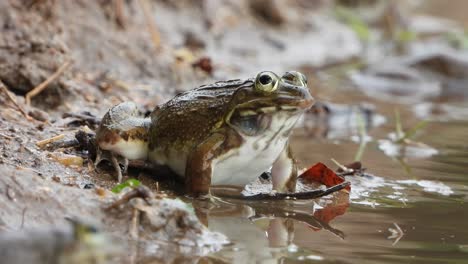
top-left (299, 94), bottom-right (315, 109)
top-left (280, 84), bottom-right (315, 110)
top-left (300, 88), bottom-right (315, 109)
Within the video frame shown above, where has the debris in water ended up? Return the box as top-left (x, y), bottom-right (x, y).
top-left (388, 223), bottom-right (404, 246)
top-left (378, 110), bottom-right (437, 158)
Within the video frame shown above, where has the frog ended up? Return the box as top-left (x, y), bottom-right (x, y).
top-left (95, 71), bottom-right (314, 196)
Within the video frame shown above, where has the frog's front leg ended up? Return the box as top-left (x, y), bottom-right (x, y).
top-left (110, 154), bottom-right (124, 183)
top-left (94, 147), bottom-right (128, 183)
top-left (185, 133), bottom-right (227, 196)
top-left (271, 143), bottom-right (297, 193)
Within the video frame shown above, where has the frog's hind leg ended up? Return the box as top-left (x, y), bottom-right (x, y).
top-left (271, 143), bottom-right (297, 193)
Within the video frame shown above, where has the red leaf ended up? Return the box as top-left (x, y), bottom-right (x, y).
top-left (299, 162), bottom-right (351, 192)
top-left (314, 200), bottom-right (349, 224)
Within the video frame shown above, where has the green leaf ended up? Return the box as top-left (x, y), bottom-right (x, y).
top-left (111, 178), bottom-right (141, 193)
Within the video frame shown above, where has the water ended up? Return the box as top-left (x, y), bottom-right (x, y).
top-left (192, 78), bottom-right (468, 263)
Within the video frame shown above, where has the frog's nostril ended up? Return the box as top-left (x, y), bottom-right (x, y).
top-left (259, 75), bottom-right (272, 85)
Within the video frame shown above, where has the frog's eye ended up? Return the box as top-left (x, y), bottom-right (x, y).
top-left (255, 71), bottom-right (279, 93)
top-left (281, 71), bottom-right (307, 87)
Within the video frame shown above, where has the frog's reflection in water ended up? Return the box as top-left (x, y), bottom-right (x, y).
top-left (192, 187), bottom-right (349, 260)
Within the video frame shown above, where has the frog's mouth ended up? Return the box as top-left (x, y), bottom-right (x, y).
top-left (275, 96), bottom-right (315, 111)
top-left (235, 97), bottom-right (314, 117)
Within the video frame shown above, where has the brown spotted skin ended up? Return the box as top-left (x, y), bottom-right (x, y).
top-left (148, 79), bottom-right (253, 155)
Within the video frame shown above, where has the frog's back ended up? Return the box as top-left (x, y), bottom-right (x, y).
top-left (149, 79), bottom-right (253, 151)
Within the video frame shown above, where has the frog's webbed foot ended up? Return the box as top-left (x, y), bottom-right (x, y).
top-left (94, 147), bottom-right (128, 183)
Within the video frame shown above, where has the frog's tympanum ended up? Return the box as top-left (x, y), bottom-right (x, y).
top-left (96, 71), bottom-right (314, 196)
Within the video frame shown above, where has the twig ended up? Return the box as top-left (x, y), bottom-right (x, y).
top-left (130, 206), bottom-right (140, 240)
top-left (113, 0), bottom-right (126, 29)
top-left (104, 185), bottom-right (152, 211)
top-left (225, 181), bottom-right (350, 200)
top-left (45, 139), bottom-right (80, 151)
top-left (0, 81), bottom-right (32, 120)
top-left (36, 134), bottom-right (65, 148)
top-left (0, 133), bottom-right (15, 140)
top-left (331, 158), bottom-right (353, 174)
top-left (25, 60), bottom-right (72, 106)
top-left (128, 206), bottom-right (140, 264)
top-left (138, 0), bottom-right (161, 51)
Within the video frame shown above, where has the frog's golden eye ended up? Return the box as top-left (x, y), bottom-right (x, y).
top-left (255, 71), bottom-right (279, 93)
top-left (281, 71), bottom-right (307, 87)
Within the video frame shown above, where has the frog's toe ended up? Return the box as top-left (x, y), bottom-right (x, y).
top-left (110, 154), bottom-right (124, 183)
top-left (94, 148), bottom-right (105, 167)
top-left (94, 148), bottom-right (128, 182)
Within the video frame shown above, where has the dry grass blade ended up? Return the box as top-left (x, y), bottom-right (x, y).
top-left (138, 0), bottom-right (161, 51)
top-left (25, 60), bottom-right (72, 106)
top-left (36, 134), bottom-right (65, 148)
top-left (399, 120), bottom-right (428, 143)
top-left (0, 81), bottom-right (32, 120)
top-left (354, 112), bottom-right (367, 162)
top-left (331, 158), bottom-right (352, 173)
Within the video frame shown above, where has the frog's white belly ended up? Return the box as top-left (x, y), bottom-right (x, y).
top-left (211, 135), bottom-right (287, 186)
top-left (212, 112), bottom-right (300, 186)
top-left (100, 139), bottom-right (148, 160)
